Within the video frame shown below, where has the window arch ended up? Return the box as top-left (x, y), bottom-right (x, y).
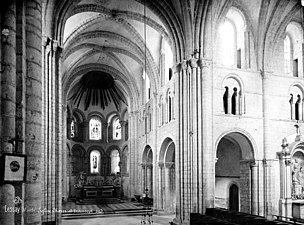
top-left (71, 117), bottom-right (76, 138)
top-left (159, 95), bottom-right (166, 126)
top-left (167, 90), bottom-right (174, 122)
top-left (110, 150), bottom-right (120, 174)
top-left (284, 35), bottom-right (292, 74)
top-left (217, 8), bottom-right (246, 68)
top-left (113, 118), bottom-right (121, 140)
top-left (219, 20), bottom-right (235, 66)
top-left (90, 150), bottom-right (101, 174)
top-left (285, 23), bottom-right (303, 77)
top-left (147, 106), bottom-right (152, 133)
top-left (89, 116), bottom-right (102, 140)
top-left (289, 85), bottom-right (304, 121)
top-left (222, 76), bottom-right (244, 115)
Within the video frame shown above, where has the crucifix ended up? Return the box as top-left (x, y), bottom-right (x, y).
top-left (8, 135), bottom-right (24, 153)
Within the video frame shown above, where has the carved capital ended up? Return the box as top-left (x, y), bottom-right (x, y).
top-left (165, 162), bottom-right (175, 169)
top-left (81, 121), bottom-right (89, 127)
top-left (141, 163), bottom-right (146, 169)
top-left (189, 58), bottom-right (198, 68)
top-left (197, 59), bottom-right (211, 68)
top-left (250, 161), bottom-right (258, 168)
top-left (119, 120), bottom-right (126, 126)
top-left (181, 60), bottom-right (188, 70)
top-left (172, 63), bottom-right (181, 74)
top-left (285, 159), bottom-right (291, 166)
top-left (146, 163), bottom-right (153, 169)
top-left (158, 162), bottom-right (164, 168)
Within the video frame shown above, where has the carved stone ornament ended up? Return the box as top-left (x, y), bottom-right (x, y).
top-left (291, 152), bottom-right (304, 199)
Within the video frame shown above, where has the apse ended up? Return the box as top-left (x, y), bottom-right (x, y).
top-left (69, 71), bottom-right (127, 110)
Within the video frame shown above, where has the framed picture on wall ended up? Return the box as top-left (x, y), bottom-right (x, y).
top-left (1, 153), bottom-right (27, 182)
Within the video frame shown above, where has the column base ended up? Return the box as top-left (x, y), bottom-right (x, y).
top-left (172, 217), bottom-right (189, 225)
top-left (279, 198), bottom-right (293, 219)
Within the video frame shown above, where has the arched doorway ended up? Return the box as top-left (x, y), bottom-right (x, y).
top-left (159, 138), bottom-right (176, 212)
top-left (229, 184), bottom-right (239, 211)
top-left (215, 131), bottom-right (254, 212)
top-left (142, 146), bottom-right (153, 198)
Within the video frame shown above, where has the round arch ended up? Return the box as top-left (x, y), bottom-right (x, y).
top-left (215, 129), bottom-right (256, 160)
top-left (72, 108), bottom-right (86, 122)
top-left (142, 145), bottom-right (153, 163)
top-left (87, 145), bottom-right (106, 156)
top-left (106, 145), bottom-right (121, 156)
top-left (159, 137), bottom-right (175, 163)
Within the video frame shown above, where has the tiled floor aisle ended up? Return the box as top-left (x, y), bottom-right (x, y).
top-left (62, 214), bottom-right (175, 225)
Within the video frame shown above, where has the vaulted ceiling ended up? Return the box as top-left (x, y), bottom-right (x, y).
top-left (42, 0), bottom-right (303, 109)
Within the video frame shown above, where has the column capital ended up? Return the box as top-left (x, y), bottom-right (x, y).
top-left (81, 121), bottom-right (89, 127)
top-left (189, 58), bottom-right (198, 68)
top-left (172, 63), bottom-right (181, 74)
top-left (158, 162), bottom-right (164, 168)
top-left (197, 58), bottom-right (211, 68)
top-left (146, 163), bottom-right (153, 169)
top-left (250, 161), bottom-right (259, 168)
top-left (165, 162), bottom-right (175, 169)
top-left (180, 60), bottom-right (188, 70)
top-left (141, 163), bottom-right (146, 169)
top-left (119, 120), bottom-right (126, 126)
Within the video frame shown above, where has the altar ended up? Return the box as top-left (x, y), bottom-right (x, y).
top-left (292, 200), bottom-right (304, 220)
top-left (76, 185), bottom-right (116, 199)
top-left (73, 172), bottom-right (122, 202)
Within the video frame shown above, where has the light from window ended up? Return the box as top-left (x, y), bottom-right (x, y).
top-left (111, 150), bottom-right (120, 174)
top-left (284, 35), bottom-right (291, 73)
top-left (90, 150), bottom-right (101, 174)
top-left (113, 118), bottom-right (121, 140)
top-left (71, 120), bottom-right (75, 138)
top-left (168, 96), bottom-right (173, 121)
top-left (89, 117), bottom-right (102, 140)
top-left (219, 20), bottom-right (235, 66)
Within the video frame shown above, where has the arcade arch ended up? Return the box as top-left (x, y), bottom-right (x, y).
top-left (215, 131), bottom-right (255, 212)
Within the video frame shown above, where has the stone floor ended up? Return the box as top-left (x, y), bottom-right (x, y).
top-left (62, 214), bottom-right (175, 225)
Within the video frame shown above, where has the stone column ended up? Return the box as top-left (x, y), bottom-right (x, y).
top-left (146, 164), bottom-right (153, 198)
top-left (251, 162), bottom-right (258, 215)
top-left (141, 163), bottom-right (146, 194)
top-left (262, 71), bottom-right (274, 219)
top-left (25, 0), bottom-right (43, 224)
top-left (15, 1), bottom-right (26, 224)
top-left (302, 99), bottom-right (304, 121)
top-left (165, 162), bottom-right (174, 212)
top-left (81, 121), bottom-right (89, 142)
top-left (0, 1), bottom-right (16, 225)
top-left (227, 90), bottom-right (231, 115)
top-left (239, 91), bottom-right (243, 115)
top-left (129, 109), bottom-right (138, 197)
top-left (160, 37), bottom-right (165, 87)
top-left (235, 90), bottom-right (239, 115)
top-left (240, 160), bottom-right (251, 213)
top-left (158, 162), bottom-right (164, 210)
top-left (102, 122), bottom-right (108, 143)
top-left (62, 106), bottom-right (68, 201)
top-left (120, 120), bottom-right (126, 141)
top-left (199, 59), bottom-right (214, 211)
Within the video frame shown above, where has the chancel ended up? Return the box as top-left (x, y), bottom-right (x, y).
top-left (1, 0), bottom-right (304, 225)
